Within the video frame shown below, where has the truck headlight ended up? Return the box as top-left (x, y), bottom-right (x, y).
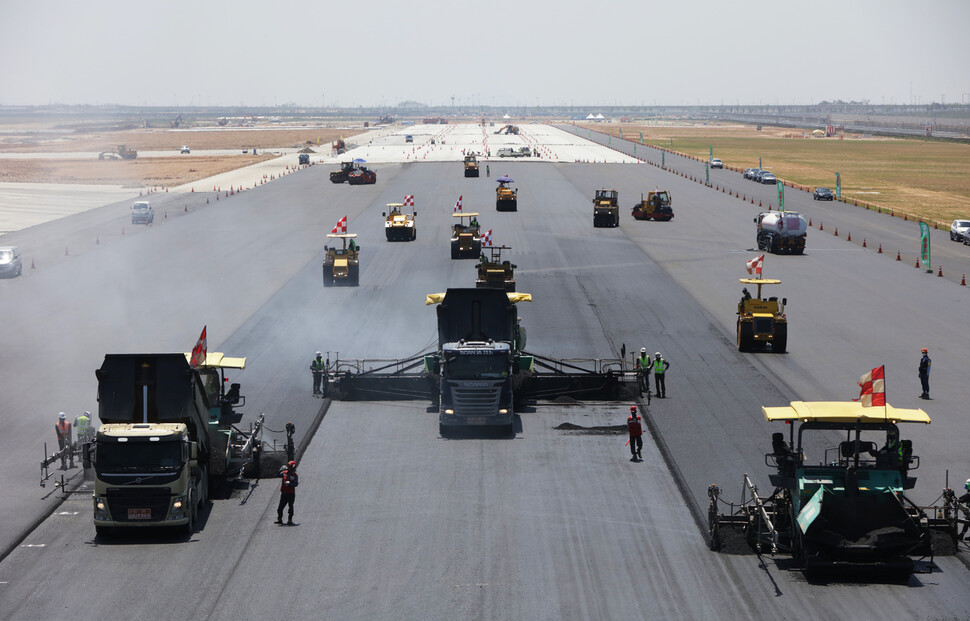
top-left (498, 409), bottom-right (508, 415)
top-left (172, 496), bottom-right (184, 510)
top-left (444, 409), bottom-right (454, 415)
top-left (94, 498), bottom-right (107, 513)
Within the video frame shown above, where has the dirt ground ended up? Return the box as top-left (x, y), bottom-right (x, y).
top-left (0, 124), bottom-right (363, 187)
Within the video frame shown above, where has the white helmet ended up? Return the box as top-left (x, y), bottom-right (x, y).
top-left (58, 412), bottom-right (66, 420)
top-left (655, 352), bottom-right (662, 358)
top-left (640, 347), bottom-right (646, 353)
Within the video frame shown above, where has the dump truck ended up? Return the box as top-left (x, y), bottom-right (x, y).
top-left (476, 245), bottom-right (516, 291)
top-left (496, 178), bottom-right (517, 211)
top-left (708, 401), bottom-right (957, 576)
top-left (383, 203), bottom-right (416, 241)
top-left (333, 138), bottom-right (346, 155)
top-left (323, 234), bottom-right (360, 286)
top-left (347, 166), bottom-right (377, 185)
top-left (593, 189), bottom-right (620, 227)
top-left (89, 353), bottom-right (277, 535)
top-left (324, 288), bottom-right (637, 434)
top-left (632, 191), bottom-right (673, 221)
top-left (330, 162), bottom-right (356, 184)
top-left (451, 212), bottom-right (482, 259)
top-left (737, 274), bottom-right (787, 353)
top-left (463, 155), bottom-right (480, 178)
top-left (755, 211), bottom-right (807, 255)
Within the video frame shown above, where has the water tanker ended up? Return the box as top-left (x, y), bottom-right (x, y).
top-left (755, 211), bottom-right (807, 255)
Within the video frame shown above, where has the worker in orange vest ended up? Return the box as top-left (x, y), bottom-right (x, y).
top-left (55, 412), bottom-right (73, 469)
top-left (627, 406), bottom-right (643, 462)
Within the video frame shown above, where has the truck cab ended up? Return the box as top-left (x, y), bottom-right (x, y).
top-left (131, 201), bottom-right (154, 225)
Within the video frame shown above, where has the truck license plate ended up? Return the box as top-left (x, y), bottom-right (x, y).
top-left (128, 508), bottom-right (151, 520)
top-left (466, 417), bottom-right (487, 425)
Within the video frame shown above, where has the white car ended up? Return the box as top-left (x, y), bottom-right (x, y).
top-left (950, 219), bottom-right (970, 242)
top-left (710, 158), bottom-right (723, 169)
top-left (180, 145), bottom-right (190, 154)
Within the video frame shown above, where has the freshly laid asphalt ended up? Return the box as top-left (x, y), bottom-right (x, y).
top-left (1, 126), bottom-right (969, 619)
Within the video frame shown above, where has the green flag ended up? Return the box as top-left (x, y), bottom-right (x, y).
top-left (709, 146), bottom-right (713, 163)
top-left (608, 135), bottom-right (612, 146)
top-left (639, 132), bottom-right (643, 145)
top-left (759, 156), bottom-right (763, 169)
top-left (705, 162), bottom-right (710, 185)
top-left (670, 138), bottom-right (673, 150)
top-left (920, 222), bottom-right (931, 271)
top-left (633, 144), bottom-right (637, 155)
top-left (619, 128), bottom-right (623, 139)
top-left (836, 172), bottom-right (841, 199)
top-left (777, 180), bottom-right (785, 210)
top-left (662, 151), bottom-right (665, 169)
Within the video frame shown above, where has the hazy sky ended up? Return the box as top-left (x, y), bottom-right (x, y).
top-left (1, 0), bottom-right (967, 108)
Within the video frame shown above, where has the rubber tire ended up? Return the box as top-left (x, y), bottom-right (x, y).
top-left (95, 525), bottom-right (110, 538)
top-left (182, 489), bottom-right (196, 535)
top-left (348, 264), bottom-right (359, 286)
top-left (738, 321), bottom-right (754, 352)
top-left (323, 265), bottom-right (334, 287)
top-left (773, 324), bottom-right (788, 353)
top-left (451, 241), bottom-right (459, 259)
top-left (766, 236), bottom-right (774, 254)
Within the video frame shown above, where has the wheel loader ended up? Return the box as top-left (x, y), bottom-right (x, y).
top-left (593, 189), bottom-right (619, 227)
top-left (737, 275), bottom-right (787, 353)
top-left (450, 212), bottom-right (481, 259)
top-left (322, 234), bottom-right (360, 286)
top-left (463, 155), bottom-right (480, 178)
top-left (383, 203), bottom-right (416, 241)
top-left (632, 191), bottom-right (673, 221)
top-left (476, 245), bottom-right (516, 291)
top-left (709, 401), bottom-right (957, 577)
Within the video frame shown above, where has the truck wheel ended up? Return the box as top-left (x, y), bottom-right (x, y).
top-left (773, 325), bottom-right (787, 353)
top-left (95, 525), bottom-right (110, 538)
top-left (182, 490), bottom-right (196, 535)
top-left (765, 237), bottom-right (774, 254)
top-left (451, 241), bottom-right (459, 259)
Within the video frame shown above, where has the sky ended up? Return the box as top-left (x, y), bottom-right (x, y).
top-left (0, 0), bottom-right (968, 108)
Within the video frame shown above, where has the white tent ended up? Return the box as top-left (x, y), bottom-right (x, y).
top-left (595, 113), bottom-right (605, 120)
top-left (586, 113), bottom-right (596, 120)
top-left (503, 114), bottom-right (511, 119)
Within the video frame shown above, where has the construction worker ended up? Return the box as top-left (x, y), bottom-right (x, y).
top-left (627, 406), bottom-right (643, 462)
top-left (74, 410), bottom-right (92, 445)
top-left (470, 216), bottom-right (479, 229)
top-left (486, 164), bottom-right (490, 177)
top-left (741, 287), bottom-right (751, 302)
top-left (870, 427), bottom-right (903, 468)
top-left (55, 412), bottom-right (72, 469)
top-left (957, 480), bottom-right (970, 540)
top-left (310, 351), bottom-right (326, 396)
top-left (653, 352), bottom-right (670, 398)
top-left (634, 347), bottom-right (651, 396)
top-left (276, 460), bottom-right (299, 525)
top-left (918, 347), bottom-right (931, 399)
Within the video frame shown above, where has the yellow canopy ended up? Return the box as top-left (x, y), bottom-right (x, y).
top-left (386, 203), bottom-right (403, 208)
top-left (763, 401), bottom-right (930, 424)
top-left (327, 233), bottom-right (357, 239)
top-left (184, 352), bottom-right (247, 369)
top-left (425, 292), bottom-right (533, 306)
top-left (452, 212), bottom-right (480, 218)
top-left (739, 278), bottom-right (781, 285)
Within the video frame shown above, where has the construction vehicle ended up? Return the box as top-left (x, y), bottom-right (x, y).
top-left (383, 203), bottom-right (417, 241)
top-left (494, 125), bottom-right (519, 135)
top-left (405, 134), bottom-right (414, 143)
top-left (737, 273), bottom-right (787, 353)
top-left (324, 288), bottom-right (637, 435)
top-left (330, 161), bottom-right (356, 184)
top-left (755, 211), bottom-right (807, 255)
top-left (347, 166), bottom-right (377, 185)
top-left (476, 245), bottom-right (516, 291)
top-left (496, 177), bottom-right (517, 211)
top-left (593, 189), bottom-right (620, 227)
top-left (497, 147), bottom-right (530, 158)
top-left (298, 153), bottom-right (310, 165)
top-left (708, 401), bottom-right (957, 576)
top-left (322, 234), bottom-right (360, 286)
top-left (99, 145), bottom-right (138, 160)
top-left (463, 155), bottom-right (480, 178)
top-left (632, 191), bottom-right (673, 221)
top-left (89, 353), bottom-right (281, 535)
top-left (451, 212), bottom-right (482, 259)
top-left (333, 138), bottom-right (346, 155)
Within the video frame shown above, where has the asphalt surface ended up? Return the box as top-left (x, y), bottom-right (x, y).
top-left (2, 149), bottom-right (970, 619)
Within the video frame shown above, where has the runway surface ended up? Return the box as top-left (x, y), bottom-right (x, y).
top-left (1, 126), bottom-right (970, 619)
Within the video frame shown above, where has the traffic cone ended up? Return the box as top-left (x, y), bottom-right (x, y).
top-left (819, 222), bottom-right (824, 231)
top-left (878, 244), bottom-right (883, 253)
top-left (962, 274), bottom-right (966, 286)
top-left (862, 238), bottom-right (866, 247)
top-left (915, 258), bottom-right (920, 268)
top-left (809, 218), bottom-right (813, 226)
top-left (207, 197), bottom-right (209, 204)
top-left (847, 232), bottom-right (851, 241)
top-left (834, 227), bottom-right (838, 236)
top-left (191, 187), bottom-right (194, 192)
top-left (31, 258), bottom-right (35, 269)
top-left (65, 246), bottom-right (69, 256)
top-left (896, 250), bottom-right (901, 260)
top-left (184, 205), bottom-right (188, 212)
top-left (938, 266), bottom-right (943, 277)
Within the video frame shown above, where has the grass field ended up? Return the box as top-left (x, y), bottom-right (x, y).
top-left (581, 123), bottom-right (970, 225)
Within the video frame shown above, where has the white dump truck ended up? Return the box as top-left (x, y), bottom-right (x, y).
top-left (754, 211), bottom-right (808, 255)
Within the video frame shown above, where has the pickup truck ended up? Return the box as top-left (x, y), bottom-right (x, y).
top-left (498, 147), bottom-right (531, 158)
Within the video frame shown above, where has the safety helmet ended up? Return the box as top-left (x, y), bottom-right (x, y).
top-left (655, 352), bottom-right (661, 358)
top-left (316, 351), bottom-right (322, 356)
top-left (965, 479), bottom-right (970, 491)
top-left (630, 406), bottom-right (637, 413)
top-left (288, 460), bottom-right (297, 468)
top-left (640, 347), bottom-right (646, 354)
top-left (83, 411), bottom-right (90, 416)
top-left (921, 348), bottom-right (928, 353)
top-left (58, 412), bottom-right (66, 420)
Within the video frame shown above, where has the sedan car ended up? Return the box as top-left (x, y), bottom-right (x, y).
top-left (744, 168), bottom-right (760, 180)
top-left (711, 158), bottom-right (723, 169)
top-left (0, 246), bottom-right (22, 278)
top-left (760, 172), bottom-right (776, 184)
top-left (180, 145), bottom-right (190, 154)
top-left (950, 219), bottom-right (970, 241)
top-left (813, 187), bottom-right (834, 201)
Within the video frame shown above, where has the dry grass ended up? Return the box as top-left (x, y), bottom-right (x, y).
top-left (582, 122), bottom-right (970, 223)
top-left (0, 155), bottom-right (276, 186)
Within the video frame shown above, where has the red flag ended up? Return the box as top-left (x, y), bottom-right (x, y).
top-left (856, 365), bottom-right (886, 407)
top-left (404, 194), bottom-right (414, 208)
top-left (454, 195), bottom-right (463, 213)
top-left (331, 216), bottom-right (347, 234)
top-left (190, 326), bottom-right (207, 368)
top-left (746, 255), bottom-right (764, 275)
top-left (481, 229), bottom-right (493, 247)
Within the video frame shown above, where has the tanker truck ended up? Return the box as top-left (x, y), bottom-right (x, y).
top-left (755, 211), bottom-right (807, 255)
